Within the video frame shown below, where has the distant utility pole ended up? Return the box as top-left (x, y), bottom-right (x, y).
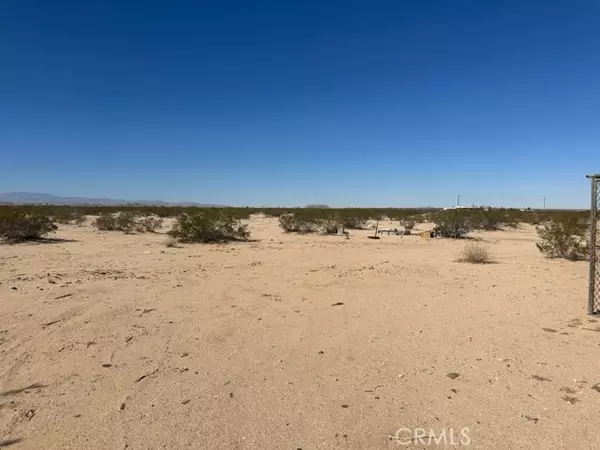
top-left (543, 197), bottom-right (546, 210)
top-left (457, 194), bottom-right (460, 207)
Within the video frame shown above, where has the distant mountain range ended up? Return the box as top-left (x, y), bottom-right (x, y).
top-left (0, 192), bottom-right (219, 206)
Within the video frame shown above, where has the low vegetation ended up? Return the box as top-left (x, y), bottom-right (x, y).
top-left (51, 210), bottom-right (86, 226)
top-left (278, 212), bottom-right (320, 233)
top-left (168, 212), bottom-right (250, 243)
top-left (92, 212), bottom-right (163, 233)
top-left (0, 211), bottom-right (58, 242)
top-left (164, 236), bottom-right (179, 248)
top-left (0, 204), bottom-right (591, 256)
top-left (457, 242), bottom-right (494, 264)
top-left (400, 217), bottom-right (417, 231)
top-left (536, 214), bottom-right (589, 261)
top-left (432, 210), bottom-right (476, 238)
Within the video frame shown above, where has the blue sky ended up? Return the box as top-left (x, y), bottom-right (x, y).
top-left (1, 0), bottom-right (598, 207)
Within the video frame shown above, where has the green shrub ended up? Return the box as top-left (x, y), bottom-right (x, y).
top-left (432, 210), bottom-right (475, 238)
top-left (475, 209), bottom-right (520, 230)
top-left (168, 212), bottom-right (250, 243)
top-left (457, 242), bottom-right (494, 264)
top-left (115, 212), bottom-right (138, 232)
top-left (278, 213), bottom-right (319, 233)
top-left (92, 212), bottom-right (137, 232)
top-left (52, 210), bottom-right (75, 224)
top-left (339, 215), bottom-right (367, 230)
top-left (51, 210), bottom-right (86, 225)
top-left (92, 213), bottom-right (118, 231)
top-left (92, 212), bottom-right (162, 233)
top-left (536, 215), bottom-right (589, 261)
top-left (0, 212), bottom-right (57, 242)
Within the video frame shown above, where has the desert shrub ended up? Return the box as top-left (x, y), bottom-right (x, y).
top-left (536, 215), bottom-right (589, 261)
top-left (93, 212), bottom-right (163, 233)
top-left (114, 212), bottom-right (138, 232)
top-left (135, 215), bottom-right (163, 233)
top-left (431, 210), bottom-right (475, 238)
top-left (50, 209), bottom-right (87, 225)
top-left (73, 212), bottom-right (87, 226)
top-left (92, 213), bottom-right (118, 231)
top-left (168, 212), bottom-right (250, 243)
top-left (318, 217), bottom-right (343, 235)
top-left (457, 242), bottom-right (494, 264)
top-left (52, 210), bottom-right (75, 224)
top-left (164, 236), bottom-right (179, 248)
top-left (92, 212), bottom-right (137, 232)
top-left (278, 212), bottom-right (320, 233)
top-left (0, 212), bottom-right (57, 242)
top-left (476, 209), bottom-right (520, 230)
top-left (339, 215), bottom-right (367, 230)
top-left (400, 217), bottom-right (417, 230)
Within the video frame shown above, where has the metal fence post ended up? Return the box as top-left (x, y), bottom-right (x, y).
top-left (587, 174), bottom-right (600, 315)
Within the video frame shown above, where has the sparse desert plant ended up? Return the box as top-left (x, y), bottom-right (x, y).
top-left (0, 212), bottom-right (57, 242)
top-left (52, 210), bottom-right (76, 224)
top-left (536, 215), bottom-right (589, 261)
top-left (340, 216), bottom-right (367, 230)
top-left (73, 212), bottom-right (87, 226)
top-left (92, 213), bottom-right (118, 231)
top-left (168, 212), bottom-right (250, 243)
top-left (457, 242), bottom-right (494, 264)
top-left (278, 213), bottom-right (319, 233)
top-left (164, 236), bottom-right (179, 248)
top-left (318, 217), bottom-right (343, 235)
top-left (114, 212), bottom-right (138, 233)
top-left (93, 212), bottom-right (143, 233)
top-left (51, 210), bottom-right (87, 225)
top-left (432, 210), bottom-right (475, 238)
top-left (400, 217), bottom-right (417, 230)
top-left (135, 215), bottom-right (163, 233)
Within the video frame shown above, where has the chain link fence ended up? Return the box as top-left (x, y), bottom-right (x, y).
top-left (588, 175), bottom-right (600, 315)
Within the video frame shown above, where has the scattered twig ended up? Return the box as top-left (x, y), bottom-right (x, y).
top-left (42, 319), bottom-right (63, 328)
top-left (523, 415), bottom-right (539, 423)
top-left (135, 368), bottom-right (159, 383)
top-left (364, 384), bottom-right (384, 393)
top-left (54, 293), bottom-right (74, 300)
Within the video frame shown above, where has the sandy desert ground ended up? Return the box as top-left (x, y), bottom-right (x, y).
top-left (1, 216), bottom-right (599, 449)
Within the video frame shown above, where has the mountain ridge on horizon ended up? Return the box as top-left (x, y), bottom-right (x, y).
top-left (0, 192), bottom-right (221, 206)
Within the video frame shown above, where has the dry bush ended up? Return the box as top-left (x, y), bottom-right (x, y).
top-left (73, 213), bottom-right (87, 226)
top-left (135, 216), bottom-right (163, 233)
top-left (317, 218), bottom-right (343, 235)
top-left (536, 215), bottom-right (589, 261)
top-left (457, 242), bottom-right (494, 264)
top-left (400, 217), bottom-right (417, 230)
top-left (168, 212), bottom-right (250, 243)
top-left (164, 236), bottom-right (179, 248)
top-left (0, 212), bottom-right (57, 242)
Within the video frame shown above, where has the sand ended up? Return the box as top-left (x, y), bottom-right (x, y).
top-left (1, 216), bottom-right (599, 449)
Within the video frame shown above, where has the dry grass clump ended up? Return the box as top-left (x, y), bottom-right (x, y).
top-left (457, 242), bottom-right (494, 264)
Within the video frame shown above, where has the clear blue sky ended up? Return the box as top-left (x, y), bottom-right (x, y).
top-left (1, 0), bottom-right (598, 207)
